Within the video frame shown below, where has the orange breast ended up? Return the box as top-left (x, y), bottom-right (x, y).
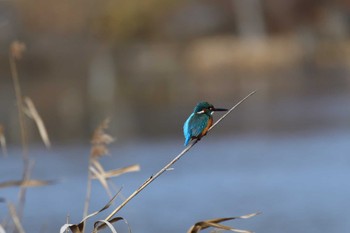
top-left (201, 117), bottom-right (213, 137)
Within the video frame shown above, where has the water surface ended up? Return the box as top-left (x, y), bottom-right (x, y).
top-left (1, 130), bottom-right (350, 233)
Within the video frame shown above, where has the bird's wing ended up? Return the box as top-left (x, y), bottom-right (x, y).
top-left (188, 114), bottom-right (209, 137)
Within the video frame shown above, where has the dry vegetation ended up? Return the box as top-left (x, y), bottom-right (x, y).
top-left (83, 118), bottom-right (140, 219)
top-left (1, 41), bottom-right (259, 233)
top-left (1, 41), bottom-right (54, 233)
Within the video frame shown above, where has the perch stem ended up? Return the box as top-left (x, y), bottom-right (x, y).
top-left (104, 90), bottom-right (257, 222)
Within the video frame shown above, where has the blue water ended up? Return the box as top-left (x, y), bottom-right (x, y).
top-left (1, 130), bottom-right (350, 233)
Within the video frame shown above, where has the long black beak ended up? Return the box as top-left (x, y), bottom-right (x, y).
top-left (213, 107), bottom-right (228, 112)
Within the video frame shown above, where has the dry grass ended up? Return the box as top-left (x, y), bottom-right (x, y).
top-left (2, 41), bottom-right (53, 233)
top-left (80, 118), bottom-right (140, 232)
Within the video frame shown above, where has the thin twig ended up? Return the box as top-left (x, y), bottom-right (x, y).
top-left (83, 159), bottom-right (93, 220)
top-left (209, 90), bottom-right (257, 131)
top-left (82, 167), bottom-right (92, 232)
top-left (104, 90), bottom-right (257, 222)
top-left (9, 43), bottom-right (30, 222)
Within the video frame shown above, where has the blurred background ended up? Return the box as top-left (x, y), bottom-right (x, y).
top-left (1, 0), bottom-right (350, 232)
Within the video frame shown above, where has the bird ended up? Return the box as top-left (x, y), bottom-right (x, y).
top-left (183, 102), bottom-right (228, 146)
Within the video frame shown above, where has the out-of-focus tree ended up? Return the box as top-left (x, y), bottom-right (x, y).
top-left (16, 0), bottom-right (183, 40)
top-left (16, 0), bottom-right (90, 35)
top-left (14, 0), bottom-right (350, 40)
top-left (89, 0), bottom-right (183, 41)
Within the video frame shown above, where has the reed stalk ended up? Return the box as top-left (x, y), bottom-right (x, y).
top-left (9, 42), bottom-right (30, 222)
top-left (104, 90), bottom-right (257, 222)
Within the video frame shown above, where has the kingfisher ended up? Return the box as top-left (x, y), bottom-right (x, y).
top-left (183, 102), bottom-right (228, 146)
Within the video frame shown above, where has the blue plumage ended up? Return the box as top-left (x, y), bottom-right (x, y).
top-left (183, 112), bottom-right (210, 146)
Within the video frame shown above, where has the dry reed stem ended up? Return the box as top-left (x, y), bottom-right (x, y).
top-left (83, 164), bottom-right (93, 221)
top-left (89, 165), bottom-right (112, 197)
top-left (9, 41), bottom-right (29, 222)
top-left (9, 41), bottom-right (27, 160)
top-left (104, 90), bottom-right (257, 222)
top-left (83, 119), bottom-right (114, 219)
top-left (23, 97), bottom-right (51, 148)
top-left (7, 203), bottom-right (25, 233)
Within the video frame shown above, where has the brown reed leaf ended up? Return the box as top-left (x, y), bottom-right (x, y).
top-left (0, 124), bottom-right (7, 156)
top-left (10, 41), bottom-right (26, 60)
top-left (0, 179), bottom-right (54, 189)
top-left (91, 164), bottom-right (141, 180)
top-left (93, 220), bottom-right (118, 233)
top-left (187, 212), bottom-right (260, 233)
top-left (93, 217), bottom-right (131, 233)
top-left (60, 189), bottom-right (121, 233)
top-left (23, 97), bottom-right (51, 148)
top-left (8, 202), bottom-right (25, 233)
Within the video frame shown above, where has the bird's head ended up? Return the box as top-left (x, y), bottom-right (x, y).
top-left (194, 102), bottom-right (228, 115)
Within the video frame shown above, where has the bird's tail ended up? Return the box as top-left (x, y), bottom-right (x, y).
top-left (184, 137), bottom-right (191, 146)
